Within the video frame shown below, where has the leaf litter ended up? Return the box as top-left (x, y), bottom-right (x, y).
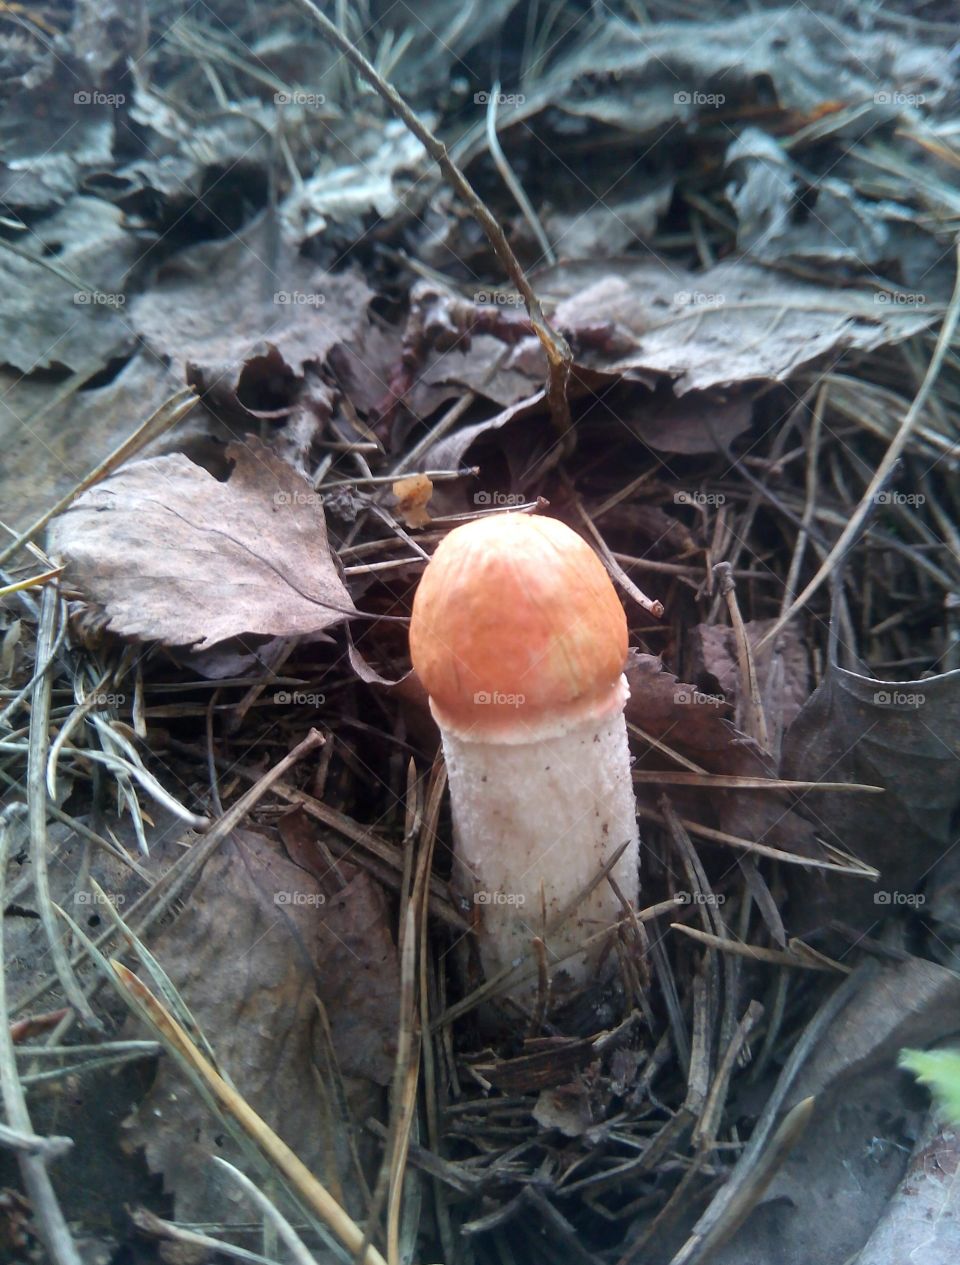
top-left (3, 2), bottom-right (960, 1263)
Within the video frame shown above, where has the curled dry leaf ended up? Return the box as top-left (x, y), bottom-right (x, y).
top-left (48, 437), bottom-right (356, 649)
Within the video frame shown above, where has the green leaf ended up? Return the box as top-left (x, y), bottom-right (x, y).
top-left (900, 1048), bottom-right (960, 1124)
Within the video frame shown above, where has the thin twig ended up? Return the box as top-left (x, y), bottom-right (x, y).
top-left (288, 0), bottom-right (574, 443)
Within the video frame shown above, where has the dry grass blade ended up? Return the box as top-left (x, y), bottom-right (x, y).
top-left (213, 1156), bottom-right (322, 1265)
top-left (84, 876), bottom-right (216, 1058)
top-left (386, 903), bottom-right (420, 1265)
top-left (27, 582), bottom-right (98, 1028)
top-left (0, 566), bottom-right (63, 597)
top-left (671, 1096), bottom-right (816, 1265)
top-left (635, 806), bottom-right (880, 877)
top-left (632, 772), bottom-right (883, 793)
top-left (130, 1205), bottom-right (288, 1265)
top-left (713, 561), bottom-right (769, 752)
top-left (109, 962), bottom-right (389, 1265)
top-left (0, 1122), bottom-right (72, 1161)
top-left (693, 1000), bottom-right (763, 1149)
top-left (573, 497), bottom-right (665, 619)
top-left (0, 805), bottom-right (83, 1265)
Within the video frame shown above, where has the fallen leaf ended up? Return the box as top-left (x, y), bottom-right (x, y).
top-left (0, 353), bottom-right (178, 533)
top-left (0, 197), bottom-right (138, 371)
top-left (48, 437), bottom-right (356, 649)
top-left (130, 218), bottom-right (374, 386)
top-left (629, 390), bottom-right (753, 455)
top-left (546, 259), bottom-right (935, 394)
top-left (702, 957), bottom-right (960, 1265)
top-left (781, 663), bottom-right (960, 933)
top-left (687, 619), bottom-right (810, 736)
top-left (856, 1117), bottom-right (960, 1265)
top-left (123, 829), bottom-right (379, 1226)
top-left (313, 869), bottom-right (401, 1086)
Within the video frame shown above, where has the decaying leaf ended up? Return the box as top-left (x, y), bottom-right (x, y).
top-left (0, 353), bottom-right (178, 534)
top-left (0, 196), bottom-right (139, 372)
top-left (313, 868), bottom-right (401, 1086)
top-left (123, 829), bottom-right (381, 1226)
top-left (130, 218), bottom-right (374, 387)
top-left (687, 619), bottom-right (811, 736)
top-left (782, 662), bottom-right (960, 932)
top-left (547, 259), bottom-right (936, 394)
top-left (707, 957), bottom-right (960, 1265)
top-left (48, 437), bottom-right (356, 649)
top-left (856, 1116), bottom-right (960, 1265)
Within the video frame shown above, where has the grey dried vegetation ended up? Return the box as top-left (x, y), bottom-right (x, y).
top-left (2, 1), bottom-right (960, 1264)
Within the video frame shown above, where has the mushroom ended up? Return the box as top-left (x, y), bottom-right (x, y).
top-left (409, 512), bottom-right (639, 1007)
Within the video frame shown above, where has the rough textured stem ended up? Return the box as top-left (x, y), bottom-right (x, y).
top-left (441, 689), bottom-right (639, 1006)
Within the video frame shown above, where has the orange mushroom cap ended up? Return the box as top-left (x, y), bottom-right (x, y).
top-left (409, 513), bottom-right (628, 741)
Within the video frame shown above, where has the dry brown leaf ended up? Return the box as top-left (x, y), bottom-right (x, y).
top-left (542, 259), bottom-right (935, 394)
top-left (130, 221), bottom-right (374, 384)
top-left (688, 619), bottom-right (811, 734)
top-left (782, 661), bottom-right (960, 933)
top-left (49, 437), bottom-right (356, 649)
top-left (122, 829), bottom-right (376, 1226)
top-left (314, 869), bottom-right (401, 1086)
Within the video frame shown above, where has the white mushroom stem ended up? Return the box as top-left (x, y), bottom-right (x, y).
top-left (440, 677), bottom-right (639, 1006)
